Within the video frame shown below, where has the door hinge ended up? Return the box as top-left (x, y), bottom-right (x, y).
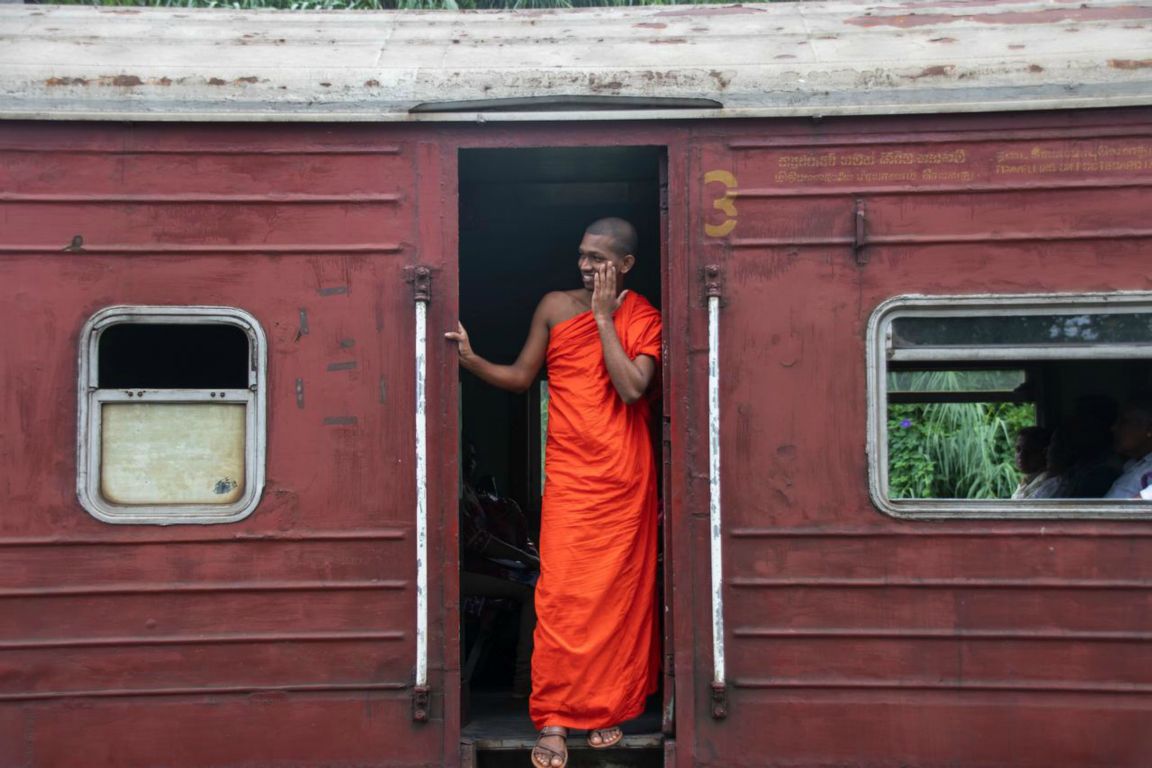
top-left (702, 264), bottom-right (722, 305)
top-left (407, 265), bottom-right (433, 304)
top-left (710, 681), bottom-right (729, 720)
top-left (412, 684), bottom-right (430, 722)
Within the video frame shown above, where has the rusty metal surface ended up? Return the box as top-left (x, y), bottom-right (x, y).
top-left (3, 103), bottom-right (1152, 766)
top-left (0, 121), bottom-right (455, 766)
top-left (1, 0), bottom-right (1151, 122)
top-left (681, 108), bottom-right (1152, 767)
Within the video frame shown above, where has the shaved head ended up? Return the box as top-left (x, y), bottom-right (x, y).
top-left (584, 218), bottom-right (638, 259)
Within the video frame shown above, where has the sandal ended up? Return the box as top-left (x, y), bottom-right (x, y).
top-left (587, 726), bottom-right (623, 749)
top-left (532, 726), bottom-right (568, 768)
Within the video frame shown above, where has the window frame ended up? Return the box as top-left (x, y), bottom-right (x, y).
top-left (867, 291), bottom-right (1152, 521)
top-left (77, 305), bottom-right (267, 525)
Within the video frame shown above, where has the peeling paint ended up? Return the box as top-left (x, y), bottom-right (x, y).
top-left (910, 65), bottom-right (955, 79)
top-left (45, 77), bottom-right (89, 87)
top-left (655, 4), bottom-right (765, 16)
top-left (111, 74), bottom-right (142, 87)
top-left (633, 22), bottom-right (667, 29)
top-left (207, 77), bottom-right (227, 86)
top-left (848, 6), bottom-right (1152, 28)
top-left (1110, 58), bottom-right (1152, 69)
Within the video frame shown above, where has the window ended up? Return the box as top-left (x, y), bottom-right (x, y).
top-left (77, 306), bottom-right (267, 525)
top-left (868, 293), bottom-right (1152, 520)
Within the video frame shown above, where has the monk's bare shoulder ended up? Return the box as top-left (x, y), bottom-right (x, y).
top-left (539, 290), bottom-right (591, 329)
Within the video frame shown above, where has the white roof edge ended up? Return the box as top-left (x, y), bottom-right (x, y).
top-left (4, 95), bottom-right (1152, 124)
top-left (2, 2), bottom-right (1151, 123)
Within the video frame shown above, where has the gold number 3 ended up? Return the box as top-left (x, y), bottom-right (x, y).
top-left (704, 170), bottom-right (738, 238)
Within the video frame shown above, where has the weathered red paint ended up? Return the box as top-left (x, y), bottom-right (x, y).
top-left (1, 107), bottom-right (1151, 767)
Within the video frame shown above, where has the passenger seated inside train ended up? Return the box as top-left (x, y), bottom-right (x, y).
top-left (459, 443), bottom-right (539, 698)
top-left (885, 361), bottom-right (1152, 502)
top-left (1105, 399), bottom-right (1152, 499)
top-left (1012, 427), bottom-right (1058, 499)
top-left (1039, 396), bottom-right (1123, 499)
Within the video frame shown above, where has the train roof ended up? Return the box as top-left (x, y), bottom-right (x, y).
top-left (1, 0), bottom-right (1150, 123)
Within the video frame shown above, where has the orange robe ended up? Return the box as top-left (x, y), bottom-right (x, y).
top-left (530, 290), bottom-right (662, 730)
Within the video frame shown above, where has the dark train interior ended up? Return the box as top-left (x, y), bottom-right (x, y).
top-left (456, 146), bottom-right (665, 738)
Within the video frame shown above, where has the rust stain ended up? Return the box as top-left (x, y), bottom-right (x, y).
top-left (634, 22), bottom-right (667, 29)
top-left (1110, 58), bottom-right (1152, 69)
top-left (111, 75), bottom-right (142, 87)
top-left (207, 77), bottom-right (227, 86)
top-left (655, 4), bottom-right (765, 16)
top-left (709, 70), bottom-right (732, 89)
top-left (235, 76), bottom-right (259, 84)
top-left (1028, 64), bottom-right (1044, 73)
top-left (651, 37), bottom-right (688, 44)
top-left (588, 78), bottom-right (624, 92)
top-left (365, 79), bottom-right (381, 87)
top-left (847, 6), bottom-right (1152, 27)
top-left (156, 77), bottom-right (172, 86)
top-left (910, 64), bottom-right (955, 79)
top-left (45, 77), bottom-right (89, 87)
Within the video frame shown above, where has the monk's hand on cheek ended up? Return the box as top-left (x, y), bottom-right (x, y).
top-left (592, 264), bottom-right (620, 323)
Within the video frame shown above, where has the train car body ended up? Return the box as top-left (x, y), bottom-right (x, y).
top-left (1, 2), bottom-right (1151, 766)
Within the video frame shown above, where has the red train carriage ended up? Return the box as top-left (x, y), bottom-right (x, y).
top-left (1, 2), bottom-right (1151, 766)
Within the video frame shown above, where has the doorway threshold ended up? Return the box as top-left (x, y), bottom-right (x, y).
top-left (462, 692), bottom-right (663, 767)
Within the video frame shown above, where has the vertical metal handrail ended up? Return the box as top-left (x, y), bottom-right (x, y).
top-left (704, 265), bottom-right (728, 719)
top-left (411, 266), bottom-right (431, 722)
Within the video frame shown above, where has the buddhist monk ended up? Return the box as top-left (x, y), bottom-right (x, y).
top-left (446, 218), bottom-right (661, 768)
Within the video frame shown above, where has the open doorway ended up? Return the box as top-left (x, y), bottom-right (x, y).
top-left (456, 146), bottom-right (666, 752)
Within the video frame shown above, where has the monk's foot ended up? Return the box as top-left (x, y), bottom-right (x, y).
top-left (532, 726), bottom-right (568, 768)
top-left (587, 725), bottom-right (623, 749)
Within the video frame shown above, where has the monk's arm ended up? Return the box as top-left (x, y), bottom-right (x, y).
top-left (592, 263), bottom-right (656, 404)
top-left (445, 295), bottom-right (554, 394)
top-left (596, 319), bottom-right (656, 405)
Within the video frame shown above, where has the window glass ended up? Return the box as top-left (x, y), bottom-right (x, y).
top-left (892, 313), bottom-right (1152, 349)
top-left (101, 403), bottom-right (246, 505)
top-left (78, 307), bottom-right (266, 525)
top-left (888, 369), bottom-right (1026, 394)
top-left (868, 295), bottom-right (1152, 519)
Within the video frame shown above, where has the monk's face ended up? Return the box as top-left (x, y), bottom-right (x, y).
top-left (577, 232), bottom-right (634, 291)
